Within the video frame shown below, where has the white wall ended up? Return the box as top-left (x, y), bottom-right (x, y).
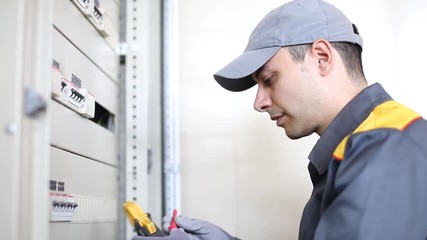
top-left (178, 0), bottom-right (427, 239)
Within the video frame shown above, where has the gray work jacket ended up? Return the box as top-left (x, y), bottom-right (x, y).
top-left (299, 83), bottom-right (427, 240)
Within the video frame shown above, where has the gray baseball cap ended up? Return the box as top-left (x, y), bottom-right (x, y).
top-left (213, 0), bottom-right (363, 92)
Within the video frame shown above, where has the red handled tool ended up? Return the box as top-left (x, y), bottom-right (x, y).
top-left (168, 209), bottom-right (178, 231)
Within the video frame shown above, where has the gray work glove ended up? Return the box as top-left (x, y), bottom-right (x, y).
top-left (131, 228), bottom-right (190, 240)
top-left (163, 215), bottom-right (238, 240)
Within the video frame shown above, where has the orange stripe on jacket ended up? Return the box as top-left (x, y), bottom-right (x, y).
top-left (333, 100), bottom-right (421, 161)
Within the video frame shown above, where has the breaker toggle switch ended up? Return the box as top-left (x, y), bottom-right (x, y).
top-left (70, 0), bottom-right (110, 37)
top-left (70, 88), bottom-right (85, 102)
top-left (71, 0), bottom-right (91, 15)
top-left (89, 0), bottom-right (109, 37)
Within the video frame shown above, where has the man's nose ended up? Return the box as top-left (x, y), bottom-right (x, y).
top-left (254, 86), bottom-right (270, 112)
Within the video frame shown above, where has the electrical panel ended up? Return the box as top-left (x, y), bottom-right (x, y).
top-left (1, 0), bottom-right (163, 239)
top-left (49, 0), bottom-right (120, 239)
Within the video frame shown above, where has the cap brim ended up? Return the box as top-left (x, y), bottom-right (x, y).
top-left (213, 46), bottom-right (281, 92)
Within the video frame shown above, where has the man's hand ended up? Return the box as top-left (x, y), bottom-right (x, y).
top-left (163, 216), bottom-right (237, 240)
top-left (131, 229), bottom-right (190, 240)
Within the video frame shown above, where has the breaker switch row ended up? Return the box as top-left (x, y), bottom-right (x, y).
top-left (50, 192), bottom-right (79, 222)
top-left (51, 60), bottom-right (95, 118)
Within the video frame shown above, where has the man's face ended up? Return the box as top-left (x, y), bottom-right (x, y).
top-left (252, 47), bottom-right (323, 139)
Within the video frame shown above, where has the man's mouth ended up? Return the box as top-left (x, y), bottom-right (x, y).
top-left (271, 115), bottom-right (285, 126)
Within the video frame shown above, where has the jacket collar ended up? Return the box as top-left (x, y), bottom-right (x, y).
top-left (308, 83), bottom-right (393, 175)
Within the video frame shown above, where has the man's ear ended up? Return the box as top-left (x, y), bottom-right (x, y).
top-left (311, 39), bottom-right (333, 76)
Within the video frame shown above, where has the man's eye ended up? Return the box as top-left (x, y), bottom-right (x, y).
top-left (263, 76), bottom-right (273, 86)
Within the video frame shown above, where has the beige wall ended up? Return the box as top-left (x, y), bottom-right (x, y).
top-left (178, 0), bottom-right (427, 239)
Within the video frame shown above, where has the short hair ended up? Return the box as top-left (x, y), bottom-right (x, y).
top-left (286, 42), bottom-right (366, 83)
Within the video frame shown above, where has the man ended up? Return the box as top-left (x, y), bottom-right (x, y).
top-left (133, 0), bottom-right (427, 239)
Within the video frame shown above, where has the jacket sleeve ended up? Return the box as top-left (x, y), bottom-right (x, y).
top-left (313, 129), bottom-right (427, 240)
